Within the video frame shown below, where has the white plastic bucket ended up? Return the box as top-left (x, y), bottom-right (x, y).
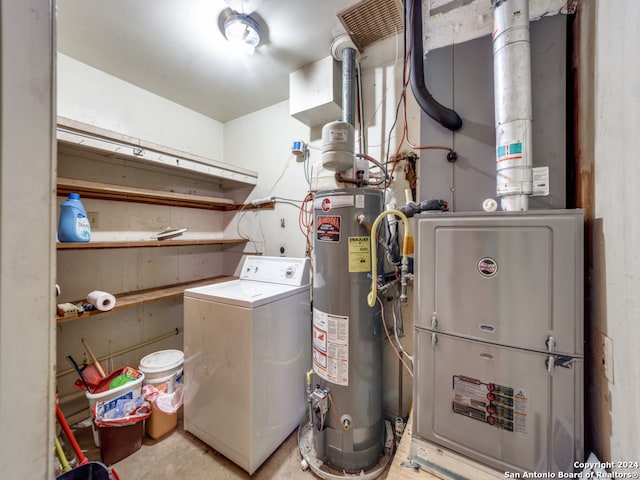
top-left (139, 349), bottom-right (184, 394)
top-left (85, 368), bottom-right (145, 447)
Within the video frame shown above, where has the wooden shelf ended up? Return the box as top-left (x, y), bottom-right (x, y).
top-left (56, 276), bottom-right (235, 324)
top-left (57, 177), bottom-right (275, 212)
top-left (58, 177), bottom-right (236, 211)
top-left (57, 117), bottom-right (258, 189)
top-left (57, 238), bottom-right (247, 250)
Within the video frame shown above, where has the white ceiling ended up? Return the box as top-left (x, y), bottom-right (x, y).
top-left (56, 0), bottom-right (370, 123)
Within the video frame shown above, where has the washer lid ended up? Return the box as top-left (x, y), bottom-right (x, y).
top-left (184, 279), bottom-right (308, 307)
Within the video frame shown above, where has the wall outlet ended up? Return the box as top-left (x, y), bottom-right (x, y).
top-left (88, 211), bottom-right (100, 229)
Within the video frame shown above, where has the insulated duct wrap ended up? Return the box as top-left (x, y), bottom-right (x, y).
top-left (406, 0), bottom-right (462, 131)
top-left (492, 0), bottom-right (533, 211)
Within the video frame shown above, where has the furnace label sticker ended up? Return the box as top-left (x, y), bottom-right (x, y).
top-left (312, 308), bottom-right (349, 386)
top-left (348, 236), bottom-right (371, 272)
top-left (316, 215), bottom-right (341, 243)
top-left (532, 166), bottom-right (550, 196)
top-left (452, 375), bottom-right (528, 435)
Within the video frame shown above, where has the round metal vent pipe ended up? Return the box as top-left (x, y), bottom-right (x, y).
top-left (492, 0), bottom-right (533, 211)
top-left (342, 46), bottom-right (357, 126)
top-left (323, 36), bottom-right (360, 174)
top-left (331, 35), bottom-right (358, 127)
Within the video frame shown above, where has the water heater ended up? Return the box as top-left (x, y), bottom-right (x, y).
top-left (310, 188), bottom-right (384, 472)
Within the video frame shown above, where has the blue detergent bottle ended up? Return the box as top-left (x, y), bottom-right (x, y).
top-left (58, 193), bottom-right (91, 242)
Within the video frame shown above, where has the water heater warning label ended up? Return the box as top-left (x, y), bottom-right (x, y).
top-left (312, 308), bottom-right (349, 386)
top-left (348, 236), bottom-right (371, 272)
top-left (452, 375), bottom-right (528, 435)
top-left (316, 215), bottom-right (341, 243)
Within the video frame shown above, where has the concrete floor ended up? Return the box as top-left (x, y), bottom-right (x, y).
top-left (68, 414), bottom-right (392, 480)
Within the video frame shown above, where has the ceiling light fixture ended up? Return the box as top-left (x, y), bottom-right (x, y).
top-left (224, 12), bottom-right (261, 55)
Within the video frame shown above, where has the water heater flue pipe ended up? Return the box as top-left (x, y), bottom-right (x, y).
top-left (330, 35), bottom-right (358, 127)
top-left (322, 36), bottom-right (360, 173)
top-left (406, 0), bottom-right (462, 131)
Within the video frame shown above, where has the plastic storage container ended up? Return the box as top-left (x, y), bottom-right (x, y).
top-left (98, 421), bottom-right (144, 466)
top-left (58, 192), bottom-right (91, 242)
top-left (85, 368), bottom-right (145, 447)
top-left (139, 349), bottom-right (184, 393)
top-left (139, 350), bottom-right (184, 439)
top-left (146, 402), bottom-right (179, 440)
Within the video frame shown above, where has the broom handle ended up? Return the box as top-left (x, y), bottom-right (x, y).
top-left (81, 337), bottom-right (107, 378)
top-left (54, 436), bottom-right (71, 473)
top-left (56, 398), bottom-right (88, 465)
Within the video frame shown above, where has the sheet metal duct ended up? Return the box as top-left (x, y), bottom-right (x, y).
top-left (492, 0), bottom-right (533, 211)
top-left (321, 36), bottom-right (359, 173)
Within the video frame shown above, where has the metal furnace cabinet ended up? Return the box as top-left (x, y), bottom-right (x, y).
top-left (411, 210), bottom-right (583, 474)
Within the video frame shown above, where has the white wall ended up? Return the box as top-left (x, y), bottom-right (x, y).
top-left (223, 78), bottom-right (412, 259)
top-left (58, 53), bottom-right (224, 161)
top-left (223, 100), bottom-right (311, 258)
top-left (593, 0), bottom-right (640, 464)
top-left (0, 1), bottom-right (55, 477)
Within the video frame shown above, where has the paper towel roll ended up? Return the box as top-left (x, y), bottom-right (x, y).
top-left (86, 290), bottom-right (116, 311)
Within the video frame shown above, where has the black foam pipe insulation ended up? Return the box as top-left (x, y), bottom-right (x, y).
top-left (406, 0), bottom-right (463, 131)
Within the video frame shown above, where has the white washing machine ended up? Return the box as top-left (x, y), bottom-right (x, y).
top-left (183, 256), bottom-right (311, 475)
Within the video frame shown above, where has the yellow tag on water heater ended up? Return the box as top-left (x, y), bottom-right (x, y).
top-left (348, 236), bottom-right (371, 272)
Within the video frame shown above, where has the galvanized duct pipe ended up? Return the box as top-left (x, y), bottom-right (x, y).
top-left (322, 36), bottom-right (360, 174)
top-left (492, 0), bottom-right (533, 211)
top-left (405, 0), bottom-right (462, 131)
top-left (342, 46), bottom-right (357, 127)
